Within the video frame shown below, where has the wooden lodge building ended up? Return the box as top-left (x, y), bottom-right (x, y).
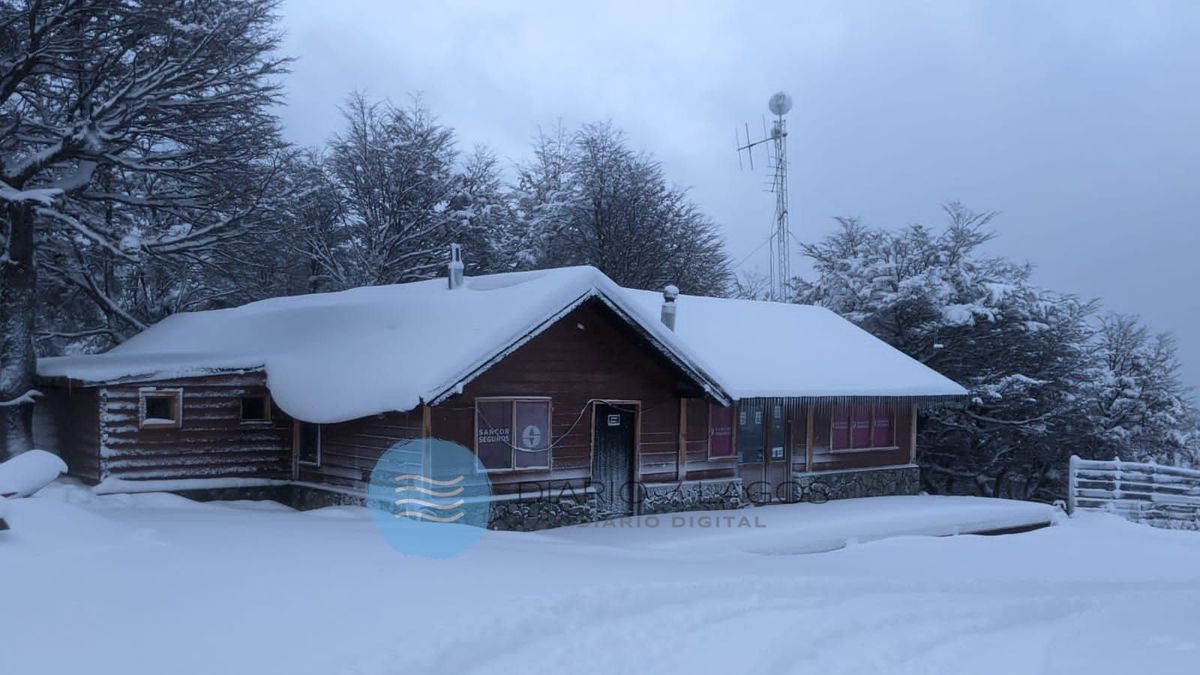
top-left (34, 260), bottom-right (966, 530)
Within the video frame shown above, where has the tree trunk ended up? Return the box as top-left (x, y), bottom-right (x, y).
top-left (1, 202), bottom-right (38, 460)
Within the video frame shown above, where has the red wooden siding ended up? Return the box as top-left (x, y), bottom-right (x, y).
top-left (430, 299), bottom-right (729, 495)
top-left (299, 410), bottom-right (423, 488)
top-left (683, 398), bottom-right (710, 471)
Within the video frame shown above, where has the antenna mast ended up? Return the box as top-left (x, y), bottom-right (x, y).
top-left (736, 91), bottom-right (793, 302)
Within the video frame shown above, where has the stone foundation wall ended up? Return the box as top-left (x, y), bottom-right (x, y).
top-left (156, 469), bottom-right (912, 531)
top-left (171, 484), bottom-right (294, 505)
top-left (792, 465), bottom-right (920, 503)
top-left (488, 496), bottom-right (601, 531)
top-left (639, 479), bottom-right (745, 516)
top-left (289, 484), bottom-right (366, 510)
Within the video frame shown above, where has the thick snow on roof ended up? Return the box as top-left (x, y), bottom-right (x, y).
top-left (37, 267), bottom-right (722, 423)
top-left (38, 265), bottom-right (965, 422)
top-left (619, 289), bottom-right (966, 401)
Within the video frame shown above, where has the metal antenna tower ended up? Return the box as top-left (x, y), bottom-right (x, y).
top-left (736, 91), bottom-right (793, 301)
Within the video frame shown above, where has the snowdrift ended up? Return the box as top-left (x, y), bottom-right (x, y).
top-left (0, 449), bottom-right (69, 498)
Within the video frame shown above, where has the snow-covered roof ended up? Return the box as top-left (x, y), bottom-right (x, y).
top-left (37, 267), bottom-right (726, 423)
top-left (620, 289), bottom-right (967, 401)
top-left (37, 265), bottom-right (966, 423)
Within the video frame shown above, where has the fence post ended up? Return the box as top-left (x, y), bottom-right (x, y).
top-left (1113, 456), bottom-right (1123, 501)
top-left (1067, 455), bottom-right (1079, 515)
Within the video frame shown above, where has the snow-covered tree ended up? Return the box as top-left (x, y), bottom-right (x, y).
top-left (323, 93), bottom-right (466, 287)
top-left (798, 204), bottom-right (1101, 499)
top-left (1, 0), bottom-right (289, 458)
top-left (510, 124), bottom-right (573, 271)
top-left (513, 122), bottom-right (731, 296)
top-left (799, 204), bottom-right (1200, 498)
top-left (732, 270), bottom-right (771, 301)
top-left (452, 145), bottom-right (518, 275)
top-left (1083, 314), bottom-right (1199, 466)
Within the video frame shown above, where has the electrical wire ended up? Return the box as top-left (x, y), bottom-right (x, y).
top-left (477, 398), bottom-right (641, 453)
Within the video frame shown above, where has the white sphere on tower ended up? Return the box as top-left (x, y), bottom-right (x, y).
top-left (768, 91), bottom-right (792, 116)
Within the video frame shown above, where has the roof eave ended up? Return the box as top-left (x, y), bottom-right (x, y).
top-left (34, 365), bottom-right (266, 389)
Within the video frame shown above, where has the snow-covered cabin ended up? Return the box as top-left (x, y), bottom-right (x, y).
top-left (34, 263), bottom-right (965, 528)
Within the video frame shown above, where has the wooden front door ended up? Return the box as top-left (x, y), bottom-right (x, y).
top-left (738, 399), bottom-right (791, 504)
top-left (593, 403), bottom-right (636, 517)
top-left (764, 400), bottom-right (791, 501)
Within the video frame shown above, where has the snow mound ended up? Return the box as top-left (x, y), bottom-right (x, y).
top-left (0, 449), bottom-right (68, 498)
top-left (550, 495), bottom-right (1058, 555)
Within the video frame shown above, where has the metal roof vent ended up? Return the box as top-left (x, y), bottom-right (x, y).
top-left (447, 243), bottom-right (464, 290)
top-left (661, 284), bottom-right (679, 331)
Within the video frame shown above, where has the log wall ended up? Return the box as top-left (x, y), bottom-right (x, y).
top-left (97, 373), bottom-right (292, 482)
top-left (34, 386), bottom-right (101, 482)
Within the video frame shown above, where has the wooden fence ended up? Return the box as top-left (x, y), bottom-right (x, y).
top-left (1068, 455), bottom-right (1200, 528)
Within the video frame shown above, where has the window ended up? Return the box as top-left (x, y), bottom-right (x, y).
top-left (831, 403), bottom-right (894, 451)
top-left (298, 423), bottom-right (321, 466)
top-left (139, 388), bottom-right (182, 429)
top-left (769, 402), bottom-right (786, 461)
top-left (736, 401), bottom-right (764, 463)
top-left (475, 398), bottom-right (551, 471)
top-left (872, 404), bottom-right (894, 448)
top-left (240, 395), bottom-right (271, 422)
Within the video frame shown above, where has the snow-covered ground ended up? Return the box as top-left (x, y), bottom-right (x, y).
top-left (2, 484), bottom-right (1198, 675)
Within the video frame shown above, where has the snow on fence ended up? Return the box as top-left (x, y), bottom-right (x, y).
top-left (1067, 455), bottom-right (1200, 530)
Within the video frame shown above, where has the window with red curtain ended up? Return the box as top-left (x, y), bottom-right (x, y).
top-left (850, 404), bottom-right (872, 448)
top-left (872, 404), bottom-right (894, 448)
top-left (831, 403), bottom-right (895, 451)
top-left (831, 409), bottom-right (851, 450)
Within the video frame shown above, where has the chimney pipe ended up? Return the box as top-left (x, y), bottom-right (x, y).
top-left (660, 284), bottom-right (679, 331)
top-left (447, 243), bottom-right (464, 290)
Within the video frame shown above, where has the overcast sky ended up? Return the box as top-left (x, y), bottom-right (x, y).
top-left (277, 0), bottom-right (1200, 391)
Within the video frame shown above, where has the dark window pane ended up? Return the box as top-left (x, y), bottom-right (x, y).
top-left (769, 402), bottom-right (786, 461)
top-left (241, 396), bottom-right (268, 420)
top-left (476, 400), bottom-right (513, 470)
top-left (144, 395), bottom-right (175, 422)
top-left (299, 423), bottom-right (320, 464)
top-left (514, 400), bottom-right (550, 469)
